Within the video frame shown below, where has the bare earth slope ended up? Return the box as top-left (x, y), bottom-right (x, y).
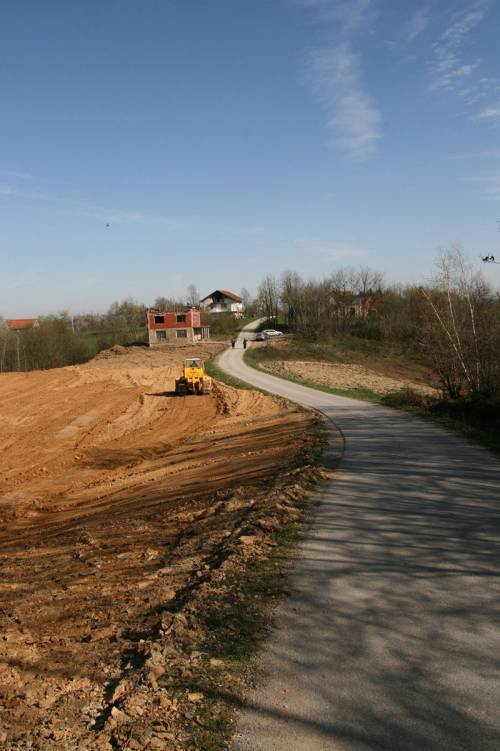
top-left (0, 345), bottom-right (317, 750)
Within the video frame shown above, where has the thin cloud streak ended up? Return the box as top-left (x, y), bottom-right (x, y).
top-left (462, 171), bottom-right (500, 200)
top-left (475, 105), bottom-right (500, 122)
top-left (298, 0), bottom-right (373, 34)
top-left (430, 1), bottom-right (487, 91)
top-left (0, 183), bottom-right (181, 228)
top-left (317, 242), bottom-right (369, 261)
top-left (401, 7), bottom-right (430, 44)
top-left (443, 149), bottom-right (500, 160)
top-left (428, 2), bottom-right (500, 128)
top-left (300, 0), bottom-right (382, 157)
top-left (307, 44), bottom-right (382, 156)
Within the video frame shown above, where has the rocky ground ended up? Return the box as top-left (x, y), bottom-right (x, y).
top-left (0, 345), bottom-right (322, 749)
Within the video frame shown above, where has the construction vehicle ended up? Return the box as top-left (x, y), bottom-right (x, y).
top-left (175, 357), bottom-right (212, 396)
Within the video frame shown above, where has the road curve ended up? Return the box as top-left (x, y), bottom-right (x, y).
top-left (218, 322), bottom-right (500, 751)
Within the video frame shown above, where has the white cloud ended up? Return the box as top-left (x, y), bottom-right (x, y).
top-left (476, 105), bottom-right (500, 120)
top-left (298, 0), bottom-right (373, 35)
top-left (307, 45), bottom-right (382, 156)
top-left (430, 1), bottom-right (487, 91)
top-left (401, 8), bottom-right (430, 44)
top-left (299, 0), bottom-right (381, 157)
top-left (428, 2), bottom-right (500, 126)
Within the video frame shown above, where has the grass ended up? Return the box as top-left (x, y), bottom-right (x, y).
top-left (184, 516), bottom-right (309, 751)
top-left (82, 327), bottom-right (148, 355)
top-left (244, 347), bottom-right (383, 403)
top-left (245, 343), bottom-right (500, 456)
top-left (204, 358), bottom-right (253, 390)
top-left (181, 417), bottom-right (326, 750)
top-left (250, 335), bottom-right (386, 363)
top-left (382, 390), bottom-right (500, 455)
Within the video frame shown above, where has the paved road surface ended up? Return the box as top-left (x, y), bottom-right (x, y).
top-left (218, 323), bottom-right (500, 751)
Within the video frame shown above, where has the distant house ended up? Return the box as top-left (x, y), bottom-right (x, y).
top-left (6, 318), bottom-right (39, 331)
top-left (199, 290), bottom-right (244, 317)
top-left (329, 292), bottom-right (374, 318)
top-left (147, 307), bottom-right (210, 346)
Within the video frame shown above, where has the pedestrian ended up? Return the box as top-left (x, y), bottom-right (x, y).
top-left (243, 338), bottom-right (247, 350)
top-left (231, 338), bottom-right (235, 349)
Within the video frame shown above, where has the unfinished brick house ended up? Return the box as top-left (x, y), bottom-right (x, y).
top-left (147, 308), bottom-right (210, 346)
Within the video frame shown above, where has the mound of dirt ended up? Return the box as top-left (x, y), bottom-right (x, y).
top-left (0, 345), bottom-right (319, 750)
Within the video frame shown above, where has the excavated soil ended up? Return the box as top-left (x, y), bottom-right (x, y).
top-left (0, 345), bottom-right (319, 750)
top-left (261, 359), bottom-right (437, 396)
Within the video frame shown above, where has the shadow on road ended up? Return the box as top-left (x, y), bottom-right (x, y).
top-left (234, 402), bottom-right (500, 750)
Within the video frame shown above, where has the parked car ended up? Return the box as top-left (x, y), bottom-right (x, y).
top-left (254, 331), bottom-right (267, 341)
top-left (261, 329), bottom-right (283, 337)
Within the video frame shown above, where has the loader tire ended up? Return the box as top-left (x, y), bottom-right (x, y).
top-left (175, 379), bottom-right (188, 396)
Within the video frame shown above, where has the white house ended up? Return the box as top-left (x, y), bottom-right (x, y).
top-left (199, 290), bottom-right (244, 316)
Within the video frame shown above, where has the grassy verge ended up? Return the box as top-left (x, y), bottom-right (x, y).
top-left (382, 390), bottom-right (500, 455)
top-left (244, 347), bottom-right (384, 403)
top-left (245, 347), bottom-right (500, 456)
top-left (185, 485), bottom-right (321, 750)
top-left (204, 358), bottom-right (253, 390)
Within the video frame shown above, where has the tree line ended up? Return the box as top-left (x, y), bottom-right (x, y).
top-left (0, 287), bottom-right (258, 372)
top-left (2, 252), bottom-right (499, 403)
top-left (255, 249), bottom-right (500, 400)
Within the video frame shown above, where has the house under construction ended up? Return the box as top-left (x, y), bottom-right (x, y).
top-left (147, 307), bottom-right (209, 346)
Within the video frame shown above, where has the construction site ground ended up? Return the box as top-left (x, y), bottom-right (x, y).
top-left (0, 344), bottom-right (321, 750)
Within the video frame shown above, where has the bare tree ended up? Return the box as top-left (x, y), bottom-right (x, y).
top-left (257, 275), bottom-right (280, 323)
top-left (186, 284), bottom-right (200, 307)
top-left (420, 247), bottom-right (498, 397)
top-left (240, 287), bottom-right (254, 315)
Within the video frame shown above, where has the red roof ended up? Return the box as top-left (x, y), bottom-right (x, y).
top-left (200, 289), bottom-right (242, 303)
top-left (6, 318), bottom-right (39, 330)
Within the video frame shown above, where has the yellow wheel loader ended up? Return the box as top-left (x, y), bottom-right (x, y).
top-left (175, 357), bottom-right (212, 396)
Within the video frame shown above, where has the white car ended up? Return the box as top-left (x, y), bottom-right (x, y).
top-left (261, 329), bottom-right (283, 337)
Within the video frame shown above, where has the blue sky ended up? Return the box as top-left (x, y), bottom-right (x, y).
top-left (1, 0), bottom-right (499, 316)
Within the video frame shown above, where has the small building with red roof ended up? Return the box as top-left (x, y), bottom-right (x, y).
top-left (6, 318), bottom-right (39, 331)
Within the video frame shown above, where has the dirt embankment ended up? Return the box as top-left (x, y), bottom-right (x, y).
top-left (0, 345), bottom-right (320, 750)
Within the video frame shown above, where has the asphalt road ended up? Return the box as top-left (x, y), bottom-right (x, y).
top-left (218, 323), bottom-right (500, 751)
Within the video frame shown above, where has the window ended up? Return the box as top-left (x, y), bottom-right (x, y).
top-left (176, 329), bottom-right (187, 338)
top-left (176, 314), bottom-right (186, 323)
top-left (156, 330), bottom-right (166, 340)
top-left (154, 315), bottom-right (164, 324)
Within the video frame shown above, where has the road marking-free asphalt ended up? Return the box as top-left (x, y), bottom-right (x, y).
top-left (218, 323), bottom-right (500, 751)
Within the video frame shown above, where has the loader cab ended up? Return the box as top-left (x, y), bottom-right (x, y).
top-left (186, 358), bottom-right (201, 369)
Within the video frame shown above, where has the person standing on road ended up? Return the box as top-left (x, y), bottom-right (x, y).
top-left (243, 338), bottom-right (247, 349)
top-left (231, 338), bottom-right (235, 349)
